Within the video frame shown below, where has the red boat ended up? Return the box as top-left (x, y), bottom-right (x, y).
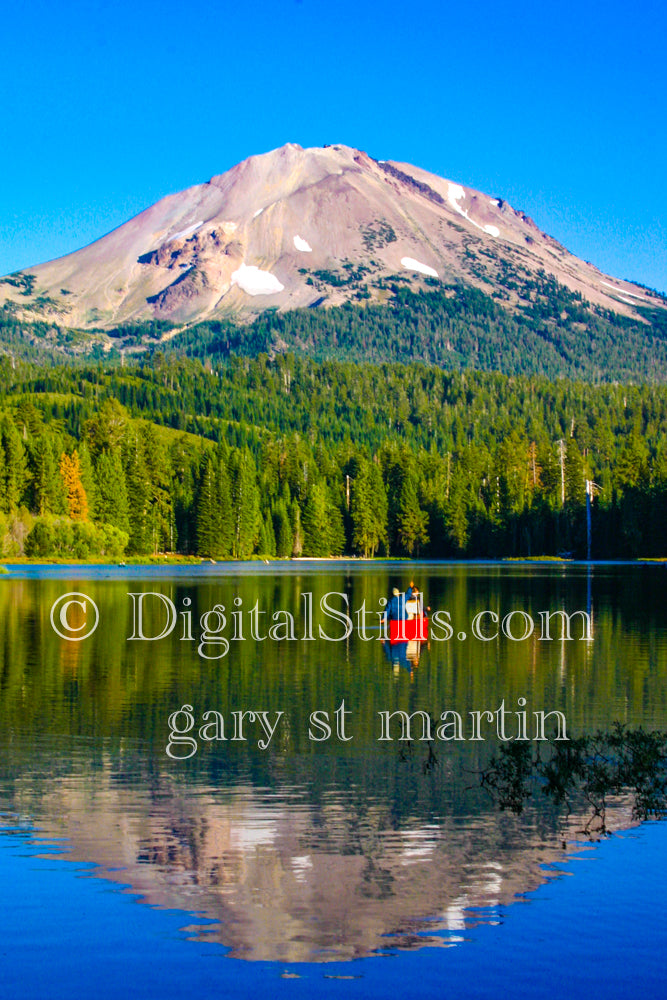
top-left (389, 616), bottom-right (429, 643)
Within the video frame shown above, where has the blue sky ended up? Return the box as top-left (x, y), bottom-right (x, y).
top-left (1, 0), bottom-right (665, 291)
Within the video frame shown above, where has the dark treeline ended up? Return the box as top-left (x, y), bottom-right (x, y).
top-left (1, 353), bottom-right (667, 559)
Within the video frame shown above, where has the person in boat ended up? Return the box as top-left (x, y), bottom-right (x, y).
top-left (405, 585), bottom-right (430, 620)
top-left (385, 587), bottom-right (407, 622)
top-left (405, 586), bottom-right (421, 619)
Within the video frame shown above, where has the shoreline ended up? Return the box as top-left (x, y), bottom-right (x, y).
top-left (1, 555), bottom-right (666, 578)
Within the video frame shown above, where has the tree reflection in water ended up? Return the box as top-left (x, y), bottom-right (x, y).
top-left (477, 723), bottom-right (667, 836)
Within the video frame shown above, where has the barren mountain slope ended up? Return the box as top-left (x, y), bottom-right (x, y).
top-left (1, 143), bottom-right (663, 329)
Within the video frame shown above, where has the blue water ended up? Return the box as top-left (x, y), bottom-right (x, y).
top-left (2, 558), bottom-right (665, 580)
top-left (2, 821), bottom-right (665, 999)
top-left (2, 562), bottom-right (665, 996)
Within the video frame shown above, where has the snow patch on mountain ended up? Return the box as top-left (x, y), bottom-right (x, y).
top-left (163, 221), bottom-right (203, 244)
top-left (448, 184), bottom-right (466, 210)
top-left (293, 235), bottom-right (312, 252)
top-left (231, 263), bottom-right (284, 296)
top-left (601, 281), bottom-right (644, 299)
top-left (448, 184), bottom-right (500, 238)
top-left (401, 257), bottom-right (439, 278)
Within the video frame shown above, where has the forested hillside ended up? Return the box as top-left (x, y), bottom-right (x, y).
top-left (163, 278), bottom-right (667, 382)
top-left (1, 353), bottom-right (666, 560)
top-left (3, 276), bottom-right (667, 382)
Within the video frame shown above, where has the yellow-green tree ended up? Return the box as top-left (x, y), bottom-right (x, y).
top-left (59, 451), bottom-right (88, 521)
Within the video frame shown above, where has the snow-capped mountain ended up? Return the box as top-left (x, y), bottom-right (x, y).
top-left (1, 143), bottom-right (663, 329)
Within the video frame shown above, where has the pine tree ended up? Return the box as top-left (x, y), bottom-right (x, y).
top-left (196, 453), bottom-right (218, 557)
top-left (139, 424), bottom-right (174, 554)
top-left (257, 511), bottom-right (277, 557)
top-left (538, 444), bottom-right (561, 508)
top-left (443, 466), bottom-right (470, 553)
top-left (350, 460), bottom-right (387, 557)
top-left (396, 475), bottom-right (429, 556)
top-left (31, 435), bottom-right (66, 515)
top-left (170, 435), bottom-right (203, 555)
top-left (302, 481), bottom-right (330, 556)
top-left (564, 440), bottom-right (585, 508)
top-left (95, 451), bottom-right (130, 534)
top-left (324, 485), bottom-right (346, 556)
top-left (290, 499), bottom-right (303, 557)
top-left (196, 452), bottom-right (233, 557)
top-left (124, 435), bottom-right (150, 554)
top-left (214, 458), bottom-right (234, 556)
top-left (616, 434), bottom-right (650, 491)
top-left (0, 414), bottom-right (28, 513)
top-left (78, 442), bottom-right (98, 519)
top-left (273, 499), bottom-right (293, 558)
top-left (84, 398), bottom-right (127, 457)
top-left (229, 449), bottom-right (260, 558)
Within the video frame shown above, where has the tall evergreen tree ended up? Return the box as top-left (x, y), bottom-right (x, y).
top-left (78, 442), bottom-right (97, 519)
top-left (350, 460), bottom-right (387, 558)
top-left (31, 435), bottom-right (66, 515)
top-left (229, 448), bottom-right (260, 558)
top-left (273, 499), bottom-right (293, 558)
top-left (0, 414), bottom-right (28, 513)
top-left (395, 475), bottom-right (429, 556)
top-left (196, 452), bottom-right (233, 557)
top-left (257, 510), bottom-right (277, 557)
top-left (290, 498), bottom-right (303, 557)
top-left (95, 451), bottom-right (130, 534)
top-left (123, 436), bottom-right (150, 554)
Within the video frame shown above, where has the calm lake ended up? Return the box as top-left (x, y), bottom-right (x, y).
top-left (0, 561), bottom-right (666, 998)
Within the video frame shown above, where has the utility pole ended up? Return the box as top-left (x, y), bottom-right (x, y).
top-left (559, 439), bottom-right (565, 506)
top-left (586, 480), bottom-right (600, 561)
